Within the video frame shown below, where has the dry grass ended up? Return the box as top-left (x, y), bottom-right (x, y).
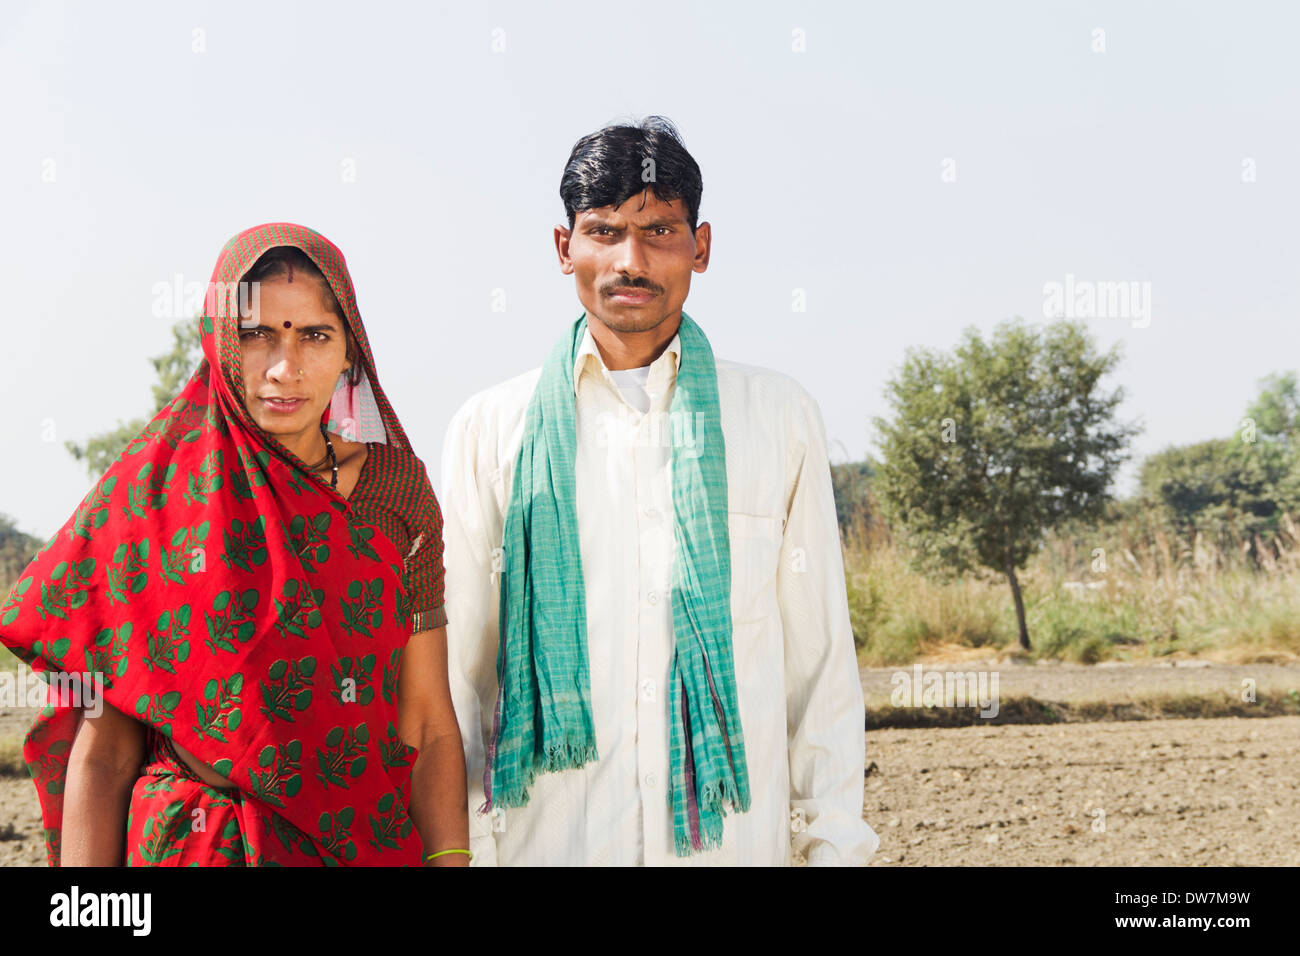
top-left (842, 509), bottom-right (1300, 666)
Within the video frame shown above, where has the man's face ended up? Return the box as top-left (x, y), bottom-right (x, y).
top-left (556, 191), bottom-right (710, 334)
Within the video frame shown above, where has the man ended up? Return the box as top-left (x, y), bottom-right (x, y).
top-left (441, 116), bottom-right (878, 865)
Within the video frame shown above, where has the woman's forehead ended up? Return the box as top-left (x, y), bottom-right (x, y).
top-left (247, 274), bottom-right (347, 322)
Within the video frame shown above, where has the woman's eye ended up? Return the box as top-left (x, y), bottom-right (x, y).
top-left (237, 328), bottom-right (331, 342)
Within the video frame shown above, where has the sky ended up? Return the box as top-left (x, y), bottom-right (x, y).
top-left (2, 0), bottom-right (1298, 539)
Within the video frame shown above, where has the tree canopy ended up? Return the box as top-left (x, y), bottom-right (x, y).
top-left (872, 318), bottom-right (1139, 648)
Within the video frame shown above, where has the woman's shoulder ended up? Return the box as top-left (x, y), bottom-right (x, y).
top-left (364, 437), bottom-right (420, 467)
top-left (355, 440), bottom-right (437, 511)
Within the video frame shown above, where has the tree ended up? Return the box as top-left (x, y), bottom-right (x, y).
top-left (1244, 371), bottom-right (1300, 444)
top-left (1139, 374), bottom-right (1300, 554)
top-left (65, 317), bottom-right (202, 478)
top-left (0, 512), bottom-right (42, 593)
top-left (831, 459), bottom-right (876, 536)
top-left (873, 318), bottom-right (1139, 649)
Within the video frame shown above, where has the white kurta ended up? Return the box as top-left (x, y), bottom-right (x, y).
top-left (440, 323), bottom-right (879, 866)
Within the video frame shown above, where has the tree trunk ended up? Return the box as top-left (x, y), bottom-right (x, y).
top-left (1005, 553), bottom-right (1031, 650)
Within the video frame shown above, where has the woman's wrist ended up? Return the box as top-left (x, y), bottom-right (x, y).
top-left (423, 847), bottom-right (472, 866)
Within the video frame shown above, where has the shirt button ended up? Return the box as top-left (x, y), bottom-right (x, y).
top-left (644, 772), bottom-right (656, 788)
top-left (647, 590), bottom-right (659, 605)
top-left (645, 507), bottom-right (659, 520)
top-left (640, 679), bottom-right (656, 701)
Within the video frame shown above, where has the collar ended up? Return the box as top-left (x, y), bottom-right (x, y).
top-left (572, 323), bottom-right (682, 398)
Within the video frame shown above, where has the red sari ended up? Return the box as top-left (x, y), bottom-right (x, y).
top-left (2, 222), bottom-right (441, 866)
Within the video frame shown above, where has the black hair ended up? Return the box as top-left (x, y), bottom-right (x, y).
top-left (559, 115), bottom-right (703, 232)
top-left (242, 246), bottom-right (362, 386)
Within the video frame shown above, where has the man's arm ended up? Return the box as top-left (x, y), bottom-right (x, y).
top-left (440, 406), bottom-right (502, 866)
top-left (777, 387), bottom-right (880, 866)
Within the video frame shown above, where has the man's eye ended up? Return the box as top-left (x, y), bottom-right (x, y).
top-left (239, 328), bottom-right (266, 339)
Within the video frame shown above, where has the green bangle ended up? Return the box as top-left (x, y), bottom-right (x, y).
top-left (424, 848), bottom-right (473, 862)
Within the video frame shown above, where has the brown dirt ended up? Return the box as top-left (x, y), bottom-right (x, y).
top-left (0, 776), bottom-right (44, 866)
top-left (861, 716), bottom-right (1300, 866)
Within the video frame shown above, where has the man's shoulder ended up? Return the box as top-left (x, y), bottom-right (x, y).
top-left (714, 357), bottom-right (818, 412)
top-left (446, 366), bottom-right (543, 439)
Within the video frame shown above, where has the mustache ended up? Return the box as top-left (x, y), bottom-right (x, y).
top-left (602, 278), bottom-right (662, 295)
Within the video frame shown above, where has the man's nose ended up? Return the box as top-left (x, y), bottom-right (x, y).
top-left (612, 234), bottom-right (650, 277)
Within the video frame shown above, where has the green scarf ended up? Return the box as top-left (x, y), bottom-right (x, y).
top-left (483, 311), bottom-right (751, 856)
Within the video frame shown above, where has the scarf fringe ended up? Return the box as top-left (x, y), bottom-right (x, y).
top-left (698, 771), bottom-right (752, 817)
top-left (540, 739), bottom-right (599, 773)
top-left (674, 818), bottom-right (725, 856)
top-left (486, 738), bottom-right (598, 810)
top-left (670, 769), bottom-right (753, 857)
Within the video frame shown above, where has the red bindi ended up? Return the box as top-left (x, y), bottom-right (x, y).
top-left (283, 321), bottom-right (292, 329)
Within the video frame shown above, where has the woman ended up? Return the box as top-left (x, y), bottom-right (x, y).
top-left (0, 222), bottom-right (469, 866)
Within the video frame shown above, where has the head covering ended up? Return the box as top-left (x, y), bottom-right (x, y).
top-left (326, 367), bottom-right (388, 444)
top-left (1, 222), bottom-right (428, 865)
top-left (485, 310), bottom-right (751, 856)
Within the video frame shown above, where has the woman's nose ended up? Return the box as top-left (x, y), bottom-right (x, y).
top-left (267, 342), bottom-right (302, 381)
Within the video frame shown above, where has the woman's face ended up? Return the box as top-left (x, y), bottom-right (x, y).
top-left (238, 274), bottom-right (351, 444)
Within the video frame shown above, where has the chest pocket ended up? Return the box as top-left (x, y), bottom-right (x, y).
top-left (728, 512), bottom-right (784, 626)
